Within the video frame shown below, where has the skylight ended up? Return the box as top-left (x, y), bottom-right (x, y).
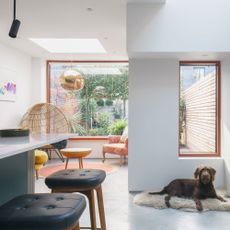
top-left (29, 38), bottom-right (106, 53)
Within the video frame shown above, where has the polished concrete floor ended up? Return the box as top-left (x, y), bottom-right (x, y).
top-left (35, 159), bottom-right (230, 230)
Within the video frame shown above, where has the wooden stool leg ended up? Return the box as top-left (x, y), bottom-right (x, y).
top-left (85, 190), bottom-right (97, 230)
top-left (72, 222), bottom-right (80, 230)
top-left (78, 158), bottom-right (83, 169)
top-left (96, 185), bottom-right (106, 230)
top-left (35, 170), bottom-right (39, 180)
top-left (80, 158), bottom-right (83, 168)
top-left (65, 158), bottom-right (69, 169)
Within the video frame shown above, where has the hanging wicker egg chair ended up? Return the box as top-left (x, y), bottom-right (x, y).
top-left (20, 103), bottom-right (70, 134)
top-left (20, 103), bottom-right (71, 162)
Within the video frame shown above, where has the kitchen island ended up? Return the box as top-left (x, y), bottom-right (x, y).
top-left (0, 133), bottom-right (74, 205)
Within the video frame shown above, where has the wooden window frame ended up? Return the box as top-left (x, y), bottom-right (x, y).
top-left (46, 60), bottom-right (129, 103)
top-left (179, 61), bottom-right (221, 157)
top-left (46, 60), bottom-right (128, 138)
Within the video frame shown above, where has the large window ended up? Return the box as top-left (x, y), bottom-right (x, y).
top-left (47, 61), bottom-right (128, 136)
top-left (179, 61), bottom-right (220, 157)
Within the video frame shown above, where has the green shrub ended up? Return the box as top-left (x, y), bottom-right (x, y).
top-left (97, 99), bottom-right (104, 106)
top-left (105, 99), bottom-right (113, 106)
top-left (69, 112), bottom-right (87, 135)
top-left (89, 128), bottom-right (109, 136)
top-left (80, 98), bottom-right (97, 124)
top-left (113, 112), bottom-right (121, 119)
top-left (97, 112), bottom-right (110, 129)
top-left (108, 120), bottom-right (127, 135)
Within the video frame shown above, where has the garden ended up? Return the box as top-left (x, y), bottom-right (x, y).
top-left (49, 62), bottom-right (129, 136)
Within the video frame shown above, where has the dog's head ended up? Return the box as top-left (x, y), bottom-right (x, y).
top-left (194, 166), bottom-right (216, 185)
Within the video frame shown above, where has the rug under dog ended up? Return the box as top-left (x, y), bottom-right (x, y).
top-left (134, 190), bottom-right (230, 212)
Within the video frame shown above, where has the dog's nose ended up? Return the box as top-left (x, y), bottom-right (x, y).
top-left (203, 175), bottom-right (209, 179)
top-left (201, 173), bottom-right (211, 184)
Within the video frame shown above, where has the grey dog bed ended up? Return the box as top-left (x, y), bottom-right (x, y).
top-left (134, 190), bottom-right (230, 212)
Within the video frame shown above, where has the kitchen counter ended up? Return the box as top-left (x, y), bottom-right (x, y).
top-left (0, 133), bottom-right (75, 159)
top-left (0, 133), bottom-right (75, 205)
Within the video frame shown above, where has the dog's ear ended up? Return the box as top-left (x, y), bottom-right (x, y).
top-left (209, 167), bottom-right (216, 181)
top-left (194, 166), bottom-right (203, 179)
top-left (194, 167), bottom-right (200, 179)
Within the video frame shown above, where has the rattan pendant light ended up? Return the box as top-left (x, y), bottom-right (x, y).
top-left (20, 103), bottom-right (70, 134)
top-left (59, 69), bottom-right (84, 91)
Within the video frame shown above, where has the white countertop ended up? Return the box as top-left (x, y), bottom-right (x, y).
top-left (0, 133), bottom-right (76, 159)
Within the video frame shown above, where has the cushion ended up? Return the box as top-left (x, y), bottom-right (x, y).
top-left (34, 150), bottom-right (48, 164)
top-left (51, 140), bottom-right (68, 149)
top-left (45, 169), bottom-right (106, 189)
top-left (103, 143), bottom-right (128, 155)
top-left (119, 127), bottom-right (128, 143)
top-left (103, 143), bottom-right (126, 150)
top-left (35, 164), bottom-right (44, 170)
top-left (0, 193), bottom-right (86, 230)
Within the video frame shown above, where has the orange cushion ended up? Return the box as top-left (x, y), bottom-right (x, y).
top-left (103, 143), bottom-right (128, 155)
top-left (35, 150), bottom-right (48, 164)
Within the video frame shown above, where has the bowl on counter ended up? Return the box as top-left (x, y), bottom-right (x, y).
top-left (0, 129), bottom-right (30, 137)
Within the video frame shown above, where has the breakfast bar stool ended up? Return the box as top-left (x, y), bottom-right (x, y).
top-left (45, 169), bottom-right (106, 230)
top-left (0, 193), bottom-right (86, 230)
top-left (61, 148), bottom-right (92, 169)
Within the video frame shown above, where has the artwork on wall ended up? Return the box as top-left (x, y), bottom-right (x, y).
top-left (0, 80), bottom-right (16, 102)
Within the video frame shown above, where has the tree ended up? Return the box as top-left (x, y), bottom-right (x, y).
top-left (78, 69), bottom-right (129, 132)
top-left (102, 69), bottom-right (128, 118)
top-left (80, 75), bottom-right (104, 130)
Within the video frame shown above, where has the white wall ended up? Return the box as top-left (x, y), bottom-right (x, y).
top-left (221, 58), bottom-right (230, 194)
top-left (127, 0), bottom-right (228, 192)
top-left (127, 0), bottom-right (230, 55)
top-left (31, 58), bottom-right (42, 104)
top-left (31, 58), bottom-right (47, 104)
top-left (0, 43), bottom-right (32, 129)
top-left (128, 59), bottom-right (224, 191)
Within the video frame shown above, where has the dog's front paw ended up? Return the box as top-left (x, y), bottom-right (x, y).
top-left (195, 200), bottom-right (203, 211)
top-left (218, 196), bottom-right (227, 202)
top-left (165, 200), bottom-right (170, 207)
top-left (196, 204), bottom-right (203, 211)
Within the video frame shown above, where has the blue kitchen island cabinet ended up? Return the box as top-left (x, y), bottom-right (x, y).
top-left (0, 133), bottom-right (74, 205)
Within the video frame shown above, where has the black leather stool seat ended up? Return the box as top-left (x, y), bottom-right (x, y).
top-left (45, 169), bottom-right (106, 189)
top-left (0, 193), bottom-right (86, 230)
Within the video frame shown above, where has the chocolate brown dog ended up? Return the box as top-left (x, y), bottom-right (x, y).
top-left (149, 166), bottom-right (226, 211)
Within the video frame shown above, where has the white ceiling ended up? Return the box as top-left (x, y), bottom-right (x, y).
top-left (129, 52), bottom-right (230, 61)
top-left (3, 0), bottom-right (223, 61)
top-left (0, 0), bottom-right (128, 60)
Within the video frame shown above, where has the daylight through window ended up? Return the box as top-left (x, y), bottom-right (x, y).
top-left (48, 61), bottom-right (128, 136)
top-left (179, 62), bottom-right (220, 156)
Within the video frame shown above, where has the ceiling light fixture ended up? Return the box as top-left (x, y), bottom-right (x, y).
top-left (9, 0), bottom-right (21, 38)
top-left (59, 69), bottom-right (85, 91)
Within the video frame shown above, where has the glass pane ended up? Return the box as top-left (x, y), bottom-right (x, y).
top-left (49, 62), bottom-right (129, 136)
top-left (179, 64), bottom-right (217, 155)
